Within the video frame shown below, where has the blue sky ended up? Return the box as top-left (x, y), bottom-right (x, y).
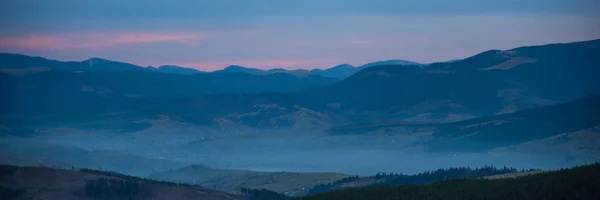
top-left (1, 0), bottom-right (599, 70)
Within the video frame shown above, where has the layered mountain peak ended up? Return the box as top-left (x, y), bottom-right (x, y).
top-left (224, 65), bottom-right (248, 70)
top-left (217, 65), bottom-right (263, 74)
top-left (84, 57), bottom-right (111, 65)
top-left (79, 57), bottom-right (145, 72)
top-left (330, 64), bottom-right (355, 70)
top-left (358, 60), bottom-right (424, 69)
top-left (152, 65), bottom-right (203, 75)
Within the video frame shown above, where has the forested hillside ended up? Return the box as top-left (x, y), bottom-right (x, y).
top-left (299, 163), bottom-right (600, 200)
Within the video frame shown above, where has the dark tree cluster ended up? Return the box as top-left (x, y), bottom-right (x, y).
top-left (307, 176), bottom-right (360, 195)
top-left (307, 166), bottom-right (516, 195)
top-left (79, 168), bottom-right (202, 188)
top-left (0, 185), bottom-right (25, 200)
top-left (298, 163), bottom-right (600, 200)
top-left (240, 188), bottom-right (290, 200)
top-left (371, 165), bottom-right (518, 187)
top-left (85, 178), bottom-right (151, 200)
top-left (0, 166), bottom-right (18, 177)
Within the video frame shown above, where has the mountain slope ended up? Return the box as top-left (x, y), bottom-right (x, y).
top-left (302, 39), bottom-right (600, 123)
top-left (429, 93), bottom-right (600, 151)
top-left (0, 69), bottom-right (338, 124)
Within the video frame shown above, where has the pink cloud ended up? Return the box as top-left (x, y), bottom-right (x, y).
top-left (0, 32), bottom-right (204, 50)
top-left (111, 33), bottom-right (203, 45)
top-left (290, 39), bottom-right (376, 47)
top-left (342, 40), bottom-right (373, 45)
top-left (0, 36), bottom-right (66, 50)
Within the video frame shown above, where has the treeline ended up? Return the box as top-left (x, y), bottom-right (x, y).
top-left (307, 166), bottom-right (518, 195)
top-left (298, 163), bottom-right (600, 200)
top-left (240, 188), bottom-right (290, 200)
top-left (371, 165), bottom-right (518, 187)
top-left (81, 168), bottom-right (291, 200)
top-left (307, 176), bottom-right (360, 195)
top-left (0, 166), bottom-right (24, 200)
top-left (79, 168), bottom-right (202, 188)
top-left (85, 178), bottom-right (150, 200)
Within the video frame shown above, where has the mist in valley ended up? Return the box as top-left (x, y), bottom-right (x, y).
top-left (2, 122), bottom-right (592, 177)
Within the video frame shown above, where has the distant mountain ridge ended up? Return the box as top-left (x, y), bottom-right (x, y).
top-left (0, 53), bottom-right (147, 73)
top-left (148, 65), bottom-right (205, 75)
top-left (213, 60), bottom-right (424, 79)
top-left (0, 53), bottom-right (423, 79)
top-left (357, 59), bottom-right (424, 69)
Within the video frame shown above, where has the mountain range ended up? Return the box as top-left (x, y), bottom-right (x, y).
top-left (1, 39), bottom-right (599, 128)
top-left (0, 53), bottom-right (422, 79)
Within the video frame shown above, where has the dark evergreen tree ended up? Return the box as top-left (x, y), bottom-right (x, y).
top-left (240, 188), bottom-right (290, 200)
top-left (298, 163), bottom-right (600, 200)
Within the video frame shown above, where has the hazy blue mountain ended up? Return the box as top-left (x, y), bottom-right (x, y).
top-left (214, 61), bottom-right (423, 80)
top-left (312, 61), bottom-right (424, 80)
top-left (0, 53), bottom-right (146, 72)
top-left (148, 65), bottom-right (204, 75)
top-left (311, 64), bottom-right (357, 79)
top-left (302, 39), bottom-right (600, 123)
top-left (267, 68), bottom-right (314, 77)
top-left (0, 53), bottom-right (423, 79)
top-left (357, 59), bottom-right (424, 69)
top-left (215, 65), bottom-right (314, 77)
top-left (81, 58), bottom-right (146, 72)
top-left (214, 65), bottom-right (266, 74)
top-left (0, 54), bottom-right (340, 128)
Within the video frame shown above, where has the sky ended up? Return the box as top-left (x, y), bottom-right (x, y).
top-left (0, 0), bottom-right (599, 71)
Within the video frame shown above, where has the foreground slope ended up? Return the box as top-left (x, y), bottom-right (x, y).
top-left (299, 163), bottom-right (600, 200)
top-left (0, 165), bottom-right (244, 200)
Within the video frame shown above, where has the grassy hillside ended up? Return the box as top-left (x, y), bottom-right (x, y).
top-left (0, 139), bottom-right (187, 177)
top-left (430, 94), bottom-right (600, 152)
top-left (299, 163), bottom-right (600, 200)
top-left (149, 165), bottom-right (349, 196)
top-left (0, 165), bottom-right (245, 200)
